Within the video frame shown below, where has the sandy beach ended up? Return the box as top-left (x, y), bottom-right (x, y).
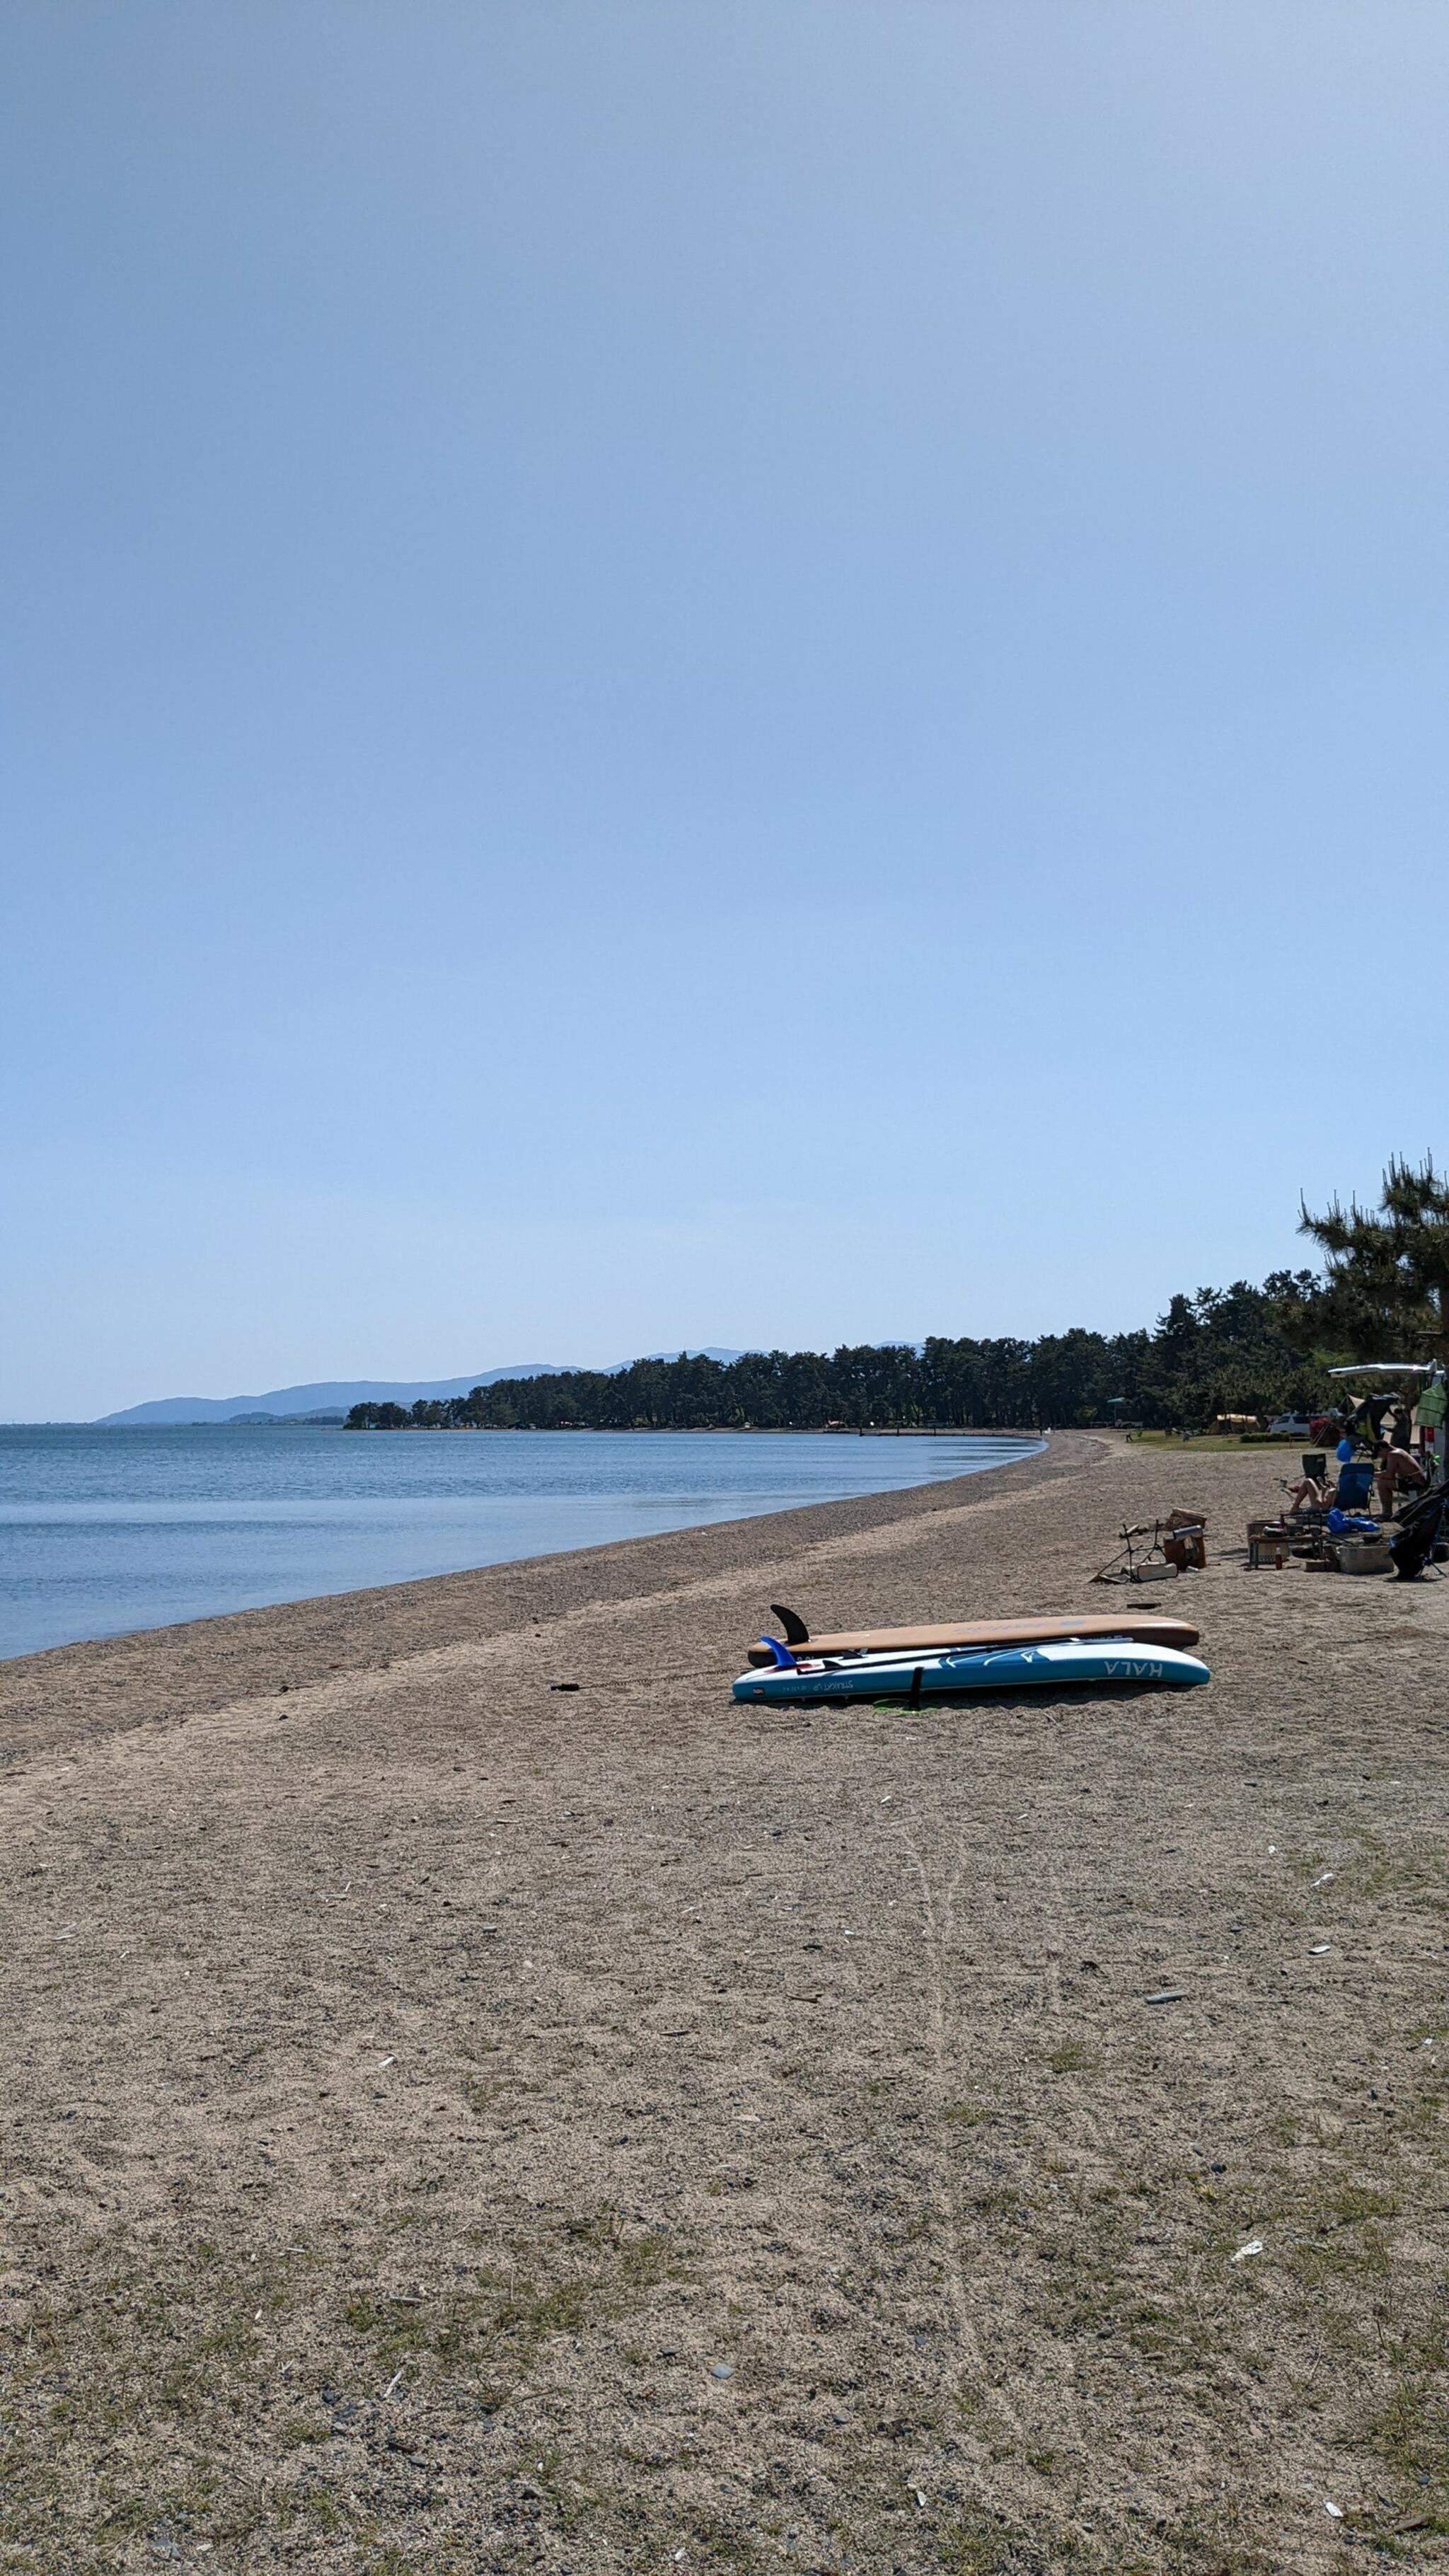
top-left (2, 1431), bottom-right (1446, 2573)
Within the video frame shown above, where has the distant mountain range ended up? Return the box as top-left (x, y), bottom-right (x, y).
top-left (93, 1352), bottom-right (746, 1426)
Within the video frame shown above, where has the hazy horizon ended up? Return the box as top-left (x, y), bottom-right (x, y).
top-left (6, 4), bottom-right (1447, 1419)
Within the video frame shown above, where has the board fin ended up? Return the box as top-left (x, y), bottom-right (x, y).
top-left (758, 1635), bottom-right (798, 1669)
top-left (770, 1602), bottom-right (810, 1646)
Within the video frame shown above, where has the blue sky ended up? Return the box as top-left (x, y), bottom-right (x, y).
top-left (4, 2), bottom-right (1448, 1416)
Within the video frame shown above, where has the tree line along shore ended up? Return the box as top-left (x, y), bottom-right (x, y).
top-left (345, 1159), bottom-right (1449, 1436)
top-left (340, 1278), bottom-right (1326, 1434)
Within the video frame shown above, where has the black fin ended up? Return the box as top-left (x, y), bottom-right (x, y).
top-left (908, 1665), bottom-right (923, 1702)
top-left (770, 1602), bottom-right (810, 1646)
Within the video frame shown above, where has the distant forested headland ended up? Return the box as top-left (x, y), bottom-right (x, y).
top-left (346, 1160), bottom-right (1449, 1434)
top-left (345, 1273), bottom-right (1327, 1433)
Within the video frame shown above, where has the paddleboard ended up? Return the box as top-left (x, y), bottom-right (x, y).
top-left (746, 1612), bottom-right (1199, 1667)
top-left (733, 1639), bottom-right (1211, 1704)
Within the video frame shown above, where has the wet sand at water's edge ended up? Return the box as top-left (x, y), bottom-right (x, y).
top-left (2, 1432), bottom-right (1447, 2572)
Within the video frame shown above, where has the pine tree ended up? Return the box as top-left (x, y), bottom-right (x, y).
top-left (1299, 1155), bottom-right (1449, 1359)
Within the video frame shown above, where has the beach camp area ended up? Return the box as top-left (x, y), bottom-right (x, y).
top-left (7, 8), bottom-right (1449, 2568)
top-left (3, 1431), bottom-right (1446, 2571)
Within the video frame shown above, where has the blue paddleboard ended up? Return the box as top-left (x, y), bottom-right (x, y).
top-left (732, 1637), bottom-right (1210, 1704)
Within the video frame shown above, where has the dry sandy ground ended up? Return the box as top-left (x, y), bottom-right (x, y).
top-left (1, 1433), bottom-right (1447, 2576)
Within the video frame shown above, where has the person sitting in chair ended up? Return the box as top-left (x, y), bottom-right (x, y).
top-left (1375, 1438), bottom-right (1428, 1520)
top-left (1283, 1435), bottom-right (1358, 1518)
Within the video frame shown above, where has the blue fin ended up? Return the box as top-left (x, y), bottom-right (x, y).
top-left (758, 1635), bottom-right (797, 1668)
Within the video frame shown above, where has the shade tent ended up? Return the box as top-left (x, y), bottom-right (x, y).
top-left (1324, 1361), bottom-right (1447, 1488)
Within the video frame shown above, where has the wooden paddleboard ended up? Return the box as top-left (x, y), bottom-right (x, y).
top-left (746, 1612), bottom-right (1199, 1667)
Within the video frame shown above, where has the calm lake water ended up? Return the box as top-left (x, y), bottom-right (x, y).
top-left (0, 1424), bottom-right (1037, 1660)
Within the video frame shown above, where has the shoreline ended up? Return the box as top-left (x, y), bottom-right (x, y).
top-left (0, 1429), bottom-right (1073, 1764)
top-left (5, 1419), bottom-right (1047, 1431)
top-left (0, 1426), bottom-right (1043, 1673)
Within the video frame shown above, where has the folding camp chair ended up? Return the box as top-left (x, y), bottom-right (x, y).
top-left (1279, 1453), bottom-right (1376, 1561)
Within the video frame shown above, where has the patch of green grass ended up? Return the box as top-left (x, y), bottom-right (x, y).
top-left (1155, 2502), bottom-right (1276, 2572)
top-left (1129, 1431), bottom-right (1275, 1452)
top-left (1393, 2086), bottom-right (1446, 2142)
top-left (1340, 1839), bottom-right (1445, 1907)
top-left (1262, 2108), bottom-right (1306, 2149)
top-left (1126, 2302), bottom-right (1216, 2372)
top-left (0, 2200), bottom-right (688, 2575)
top-left (339, 2203), bottom-right (679, 2384)
top-left (1324, 2183), bottom-right (1399, 2225)
top-left (1388, 2315), bottom-right (1449, 2375)
top-left (1287, 2178), bottom-right (1399, 2285)
top-left (1368, 2376), bottom-right (1449, 2490)
top-left (278, 2415), bottom-right (333, 2447)
top-left (937, 2514), bottom-right (1022, 2574)
top-left (973, 2187), bottom-right (1029, 2219)
top-left (1046, 2039), bottom-right (1094, 2076)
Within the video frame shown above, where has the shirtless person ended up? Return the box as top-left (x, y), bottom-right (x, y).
top-left (1375, 1438), bottom-right (1428, 1520)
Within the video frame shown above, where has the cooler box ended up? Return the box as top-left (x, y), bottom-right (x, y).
top-left (1338, 1534), bottom-right (1392, 1576)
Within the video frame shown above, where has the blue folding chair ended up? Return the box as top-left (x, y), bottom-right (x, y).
top-left (1334, 1458), bottom-right (1375, 1513)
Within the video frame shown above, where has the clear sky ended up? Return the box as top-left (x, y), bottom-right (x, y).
top-left (4, 3), bottom-right (1448, 1417)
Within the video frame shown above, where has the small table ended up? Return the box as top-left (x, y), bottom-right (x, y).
top-left (1247, 1520), bottom-right (1293, 1569)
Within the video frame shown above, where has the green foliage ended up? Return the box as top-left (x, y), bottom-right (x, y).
top-left (341, 1160), bottom-right (1448, 1432)
top-left (344, 1271), bottom-right (1343, 1433)
top-left (1301, 1153), bottom-right (1449, 1359)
